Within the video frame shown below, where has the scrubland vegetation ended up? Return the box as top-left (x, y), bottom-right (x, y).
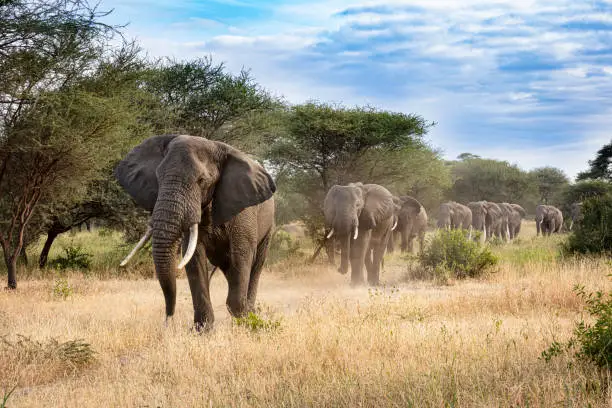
top-left (0, 221), bottom-right (610, 407)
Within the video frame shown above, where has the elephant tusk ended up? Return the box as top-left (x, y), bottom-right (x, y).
top-left (178, 224), bottom-right (199, 270)
top-left (353, 227), bottom-right (359, 240)
top-left (326, 228), bottom-right (334, 239)
top-left (391, 218), bottom-right (398, 231)
top-left (120, 226), bottom-right (152, 266)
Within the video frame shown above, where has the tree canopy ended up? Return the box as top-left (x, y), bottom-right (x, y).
top-left (577, 140), bottom-right (612, 181)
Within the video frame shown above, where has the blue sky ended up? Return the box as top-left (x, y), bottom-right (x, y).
top-left (103, 0), bottom-right (612, 179)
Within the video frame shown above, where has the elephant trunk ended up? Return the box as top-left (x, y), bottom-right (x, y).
top-left (150, 184), bottom-right (201, 318)
top-left (334, 215), bottom-right (357, 275)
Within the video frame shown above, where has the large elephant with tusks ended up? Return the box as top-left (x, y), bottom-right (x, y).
top-left (115, 134), bottom-right (276, 331)
top-left (535, 204), bottom-right (563, 236)
top-left (324, 183), bottom-right (395, 286)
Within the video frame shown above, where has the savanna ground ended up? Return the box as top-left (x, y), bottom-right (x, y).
top-left (1, 222), bottom-right (610, 407)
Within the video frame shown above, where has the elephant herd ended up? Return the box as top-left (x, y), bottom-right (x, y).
top-left (322, 183), bottom-right (581, 288)
top-left (112, 135), bottom-right (585, 332)
top-left (437, 201), bottom-right (528, 241)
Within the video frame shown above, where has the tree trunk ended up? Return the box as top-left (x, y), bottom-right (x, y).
top-left (6, 256), bottom-right (17, 289)
top-left (39, 231), bottom-right (60, 268)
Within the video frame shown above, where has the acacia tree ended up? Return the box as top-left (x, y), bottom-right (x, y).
top-left (529, 166), bottom-right (570, 205)
top-left (266, 102), bottom-right (436, 239)
top-left (0, 0), bottom-right (140, 288)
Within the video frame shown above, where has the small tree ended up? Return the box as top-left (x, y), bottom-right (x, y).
top-left (529, 166), bottom-right (570, 205)
top-left (0, 0), bottom-right (136, 288)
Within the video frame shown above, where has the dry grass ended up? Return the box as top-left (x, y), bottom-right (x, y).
top-left (1, 221), bottom-right (611, 407)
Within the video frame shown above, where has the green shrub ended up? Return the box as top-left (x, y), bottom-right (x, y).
top-left (418, 229), bottom-right (498, 279)
top-left (564, 195), bottom-right (612, 255)
top-left (234, 312), bottom-right (281, 333)
top-left (48, 245), bottom-right (92, 270)
top-left (53, 277), bottom-right (74, 299)
top-left (266, 229), bottom-right (302, 265)
top-left (542, 284), bottom-right (612, 369)
top-left (573, 285), bottom-right (612, 368)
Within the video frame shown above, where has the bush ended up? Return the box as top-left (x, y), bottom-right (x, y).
top-left (564, 195), bottom-right (612, 255)
top-left (234, 312), bottom-right (281, 332)
top-left (418, 229), bottom-right (498, 279)
top-left (48, 245), bottom-right (93, 270)
top-left (542, 284), bottom-right (612, 369)
top-left (266, 229), bottom-right (302, 265)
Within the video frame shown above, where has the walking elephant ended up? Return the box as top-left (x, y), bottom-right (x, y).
top-left (388, 195), bottom-right (428, 254)
top-left (497, 203), bottom-right (526, 240)
top-left (114, 134), bottom-right (276, 331)
top-left (536, 204), bottom-right (563, 236)
top-left (437, 201), bottom-right (472, 231)
top-left (509, 203), bottom-right (526, 238)
top-left (569, 202), bottom-right (583, 231)
top-left (324, 182), bottom-right (395, 286)
top-left (468, 201), bottom-right (503, 241)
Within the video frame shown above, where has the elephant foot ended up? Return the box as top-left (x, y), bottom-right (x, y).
top-left (350, 279), bottom-right (365, 287)
top-left (337, 267), bottom-right (348, 275)
top-left (368, 279), bottom-right (381, 287)
top-left (192, 321), bottom-right (214, 334)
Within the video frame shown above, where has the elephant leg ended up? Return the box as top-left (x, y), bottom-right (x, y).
top-left (418, 232), bottom-right (425, 254)
top-left (536, 219), bottom-right (541, 236)
top-left (367, 235), bottom-right (388, 286)
top-left (183, 238), bottom-right (214, 332)
top-left (325, 238), bottom-right (335, 265)
top-left (247, 230), bottom-right (271, 312)
top-left (225, 243), bottom-right (254, 317)
top-left (350, 230), bottom-right (370, 286)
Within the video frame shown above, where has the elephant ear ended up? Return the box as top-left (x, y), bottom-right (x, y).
top-left (359, 184), bottom-right (394, 230)
top-left (400, 196), bottom-right (423, 214)
top-left (114, 134), bottom-right (179, 212)
top-left (212, 145), bottom-right (276, 226)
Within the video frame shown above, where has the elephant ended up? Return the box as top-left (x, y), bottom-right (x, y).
top-left (535, 204), bottom-right (563, 236)
top-left (114, 134), bottom-right (276, 331)
top-left (437, 201), bottom-right (472, 232)
top-left (509, 203), bottom-right (526, 238)
top-left (324, 182), bottom-right (395, 286)
top-left (497, 203), bottom-right (526, 240)
top-left (388, 195), bottom-right (428, 254)
top-left (468, 201), bottom-right (503, 241)
top-left (569, 202), bottom-right (583, 231)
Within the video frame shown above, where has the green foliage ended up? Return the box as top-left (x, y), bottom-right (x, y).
top-left (418, 229), bottom-right (498, 279)
top-left (142, 57), bottom-right (281, 153)
top-left (52, 277), bottom-right (74, 299)
top-left (572, 285), bottom-right (612, 368)
top-left (267, 230), bottom-right (302, 265)
top-left (49, 245), bottom-right (93, 270)
top-left (542, 284), bottom-right (612, 369)
top-left (234, 312), bottom-right (281, 333)
top-left (561, 180), bottom-right (612, 212)
top-left (447, 157), bottom-right (537, 211)
top-left (529, 166), bottom-right (570, 205)
top-left (577, 140), bottom-right (612, 181)
top-left (564, 195), bottom-right (612, 255)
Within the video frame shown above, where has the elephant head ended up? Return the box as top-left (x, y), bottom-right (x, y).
top-left (115, 135), bottom-right (275, 317)
top-left (468, 201), bottom-right (500, 240)
top-left (437, 202), bottom-right (454, 229)
top-left (324, 183), bottom-right (364, 274)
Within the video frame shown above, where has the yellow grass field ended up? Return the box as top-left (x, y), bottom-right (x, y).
top-left (1, 221), bottom-right (611, 407)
